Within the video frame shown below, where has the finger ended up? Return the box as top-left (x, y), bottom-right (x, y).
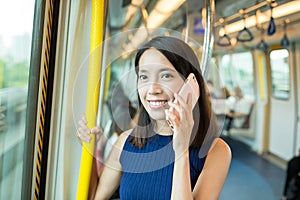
top-left (91, 127), bottom-right (103, 142)
top-left (79, 127), bottom-right (90, 135)
top-left (169, 97), bottom-right (189, 121)
top-left (173, 93), bottom-right (189, 119)
top-left (77, 129), bottom-right (90, 143)
top-left (165, 109), bottom-right (180, 127)
top-left (91, 127), bottom-right (102, 135)
top-left (174, 93), bottom-right (193, 121)
top-left (78, 119), bottom-right (88, 128)
top-left (174, 92), bottom-right (186, 105)
top-left (168, 101), bottom-right (182, 114)
top-left (168, 98), bottom-right (178, 112)
top-left (77, 124), bottom-right (91, 141)
top-left (78, 123), bottom-right (90, 135)
top-left (77, 127), bottom-right (90, 137)
top-left (79, 135), bottom-right (90, 143)
top-left (168, 102), bottom-right (181, 121)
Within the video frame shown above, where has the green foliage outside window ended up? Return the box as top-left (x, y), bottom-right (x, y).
top-left (0, 59), bottom-right (29, 89)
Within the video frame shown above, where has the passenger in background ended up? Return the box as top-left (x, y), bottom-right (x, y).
top-left (219, 86), bottom-right (232, 99)
top-left (210, 86), bottom-right (233, 131)
top-left (78, 36), bottom-right (231, 199)
top-left (282, 148), bottom-right (300, 200)
top-left (206, 79), bottom-right (217, 99)
top-left (103, 81), bottom-right (138, 160)
top-left (106, 82), bottom-right (138, 135)
top-left (223, 86), bottom-right (253, 133)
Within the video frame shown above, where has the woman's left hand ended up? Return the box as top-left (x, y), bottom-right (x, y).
top-left (165, 93), bottom-right (194, 155)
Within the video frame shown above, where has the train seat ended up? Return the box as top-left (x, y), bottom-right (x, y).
top-left (229, 103), bottom-right (256, 139)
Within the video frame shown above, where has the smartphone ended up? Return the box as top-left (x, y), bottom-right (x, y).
top-left (167, 73), bottom-right (200, 128)
top-left (177, 73), bottom-right (200, 108)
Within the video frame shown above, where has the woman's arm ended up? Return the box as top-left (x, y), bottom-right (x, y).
top-left (94, 130), bottom-right (130, 199)
top-left (171, 138), bottom-right (231, 200)
top-left (166, 93), bottom-right (197, 199)
top-left (227, 111), bottom-right (247, 118)
top-left (192, 138), bottom-right (231, 200)
top-left (171, 151), bottom-right (193, 200)
top-left (167, 94), bottom-right (231, 199)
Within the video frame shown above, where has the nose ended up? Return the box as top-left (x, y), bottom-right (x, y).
top-left (148, 82), bottom-right (163, 95)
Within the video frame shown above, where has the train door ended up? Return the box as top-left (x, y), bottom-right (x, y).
top-left (268, 48), bottom-right (297, 160)
top-left (295, 42), bottom-right (300, 154)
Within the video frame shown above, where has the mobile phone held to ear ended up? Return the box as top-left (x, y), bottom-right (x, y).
top-left (177, 73), bottom-right (200, 108)
top-left (167, 73), bottom-right (200, 128)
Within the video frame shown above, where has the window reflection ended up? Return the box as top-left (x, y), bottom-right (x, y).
top-left (220, 52), bottom-right (255, 96)
top-left (0, 0), bottom-right (34, 199)
top-left (270, 49), bottom-right (290, 100)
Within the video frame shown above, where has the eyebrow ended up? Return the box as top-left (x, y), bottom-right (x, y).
top-left (139, 67), bottom-right (176, 73)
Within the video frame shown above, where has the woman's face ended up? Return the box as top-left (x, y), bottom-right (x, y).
top-left (137, 48), bottom-right (185, 120)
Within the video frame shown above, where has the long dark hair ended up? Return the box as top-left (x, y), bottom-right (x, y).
top-left (130, 36), bottom-right (218, 149)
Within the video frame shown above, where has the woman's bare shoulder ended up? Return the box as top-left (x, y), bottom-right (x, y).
top-left (113, 128), bottom-right (133, 149)
top-left (104, 129), bottom-right (133, 167)
top-left (208, 138), bottom-right (232, 158)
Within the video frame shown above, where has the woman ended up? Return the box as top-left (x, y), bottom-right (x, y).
top-left (78, 36), bottom-right (231, 199)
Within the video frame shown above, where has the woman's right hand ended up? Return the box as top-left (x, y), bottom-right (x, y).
top-left (77, 115), bottom-right (102, 143)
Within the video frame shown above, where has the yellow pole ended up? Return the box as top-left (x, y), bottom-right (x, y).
top-left (76, 0), bottom-right (104, 199)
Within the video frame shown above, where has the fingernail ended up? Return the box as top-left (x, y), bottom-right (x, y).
top-left (167, 120), bottom-right (174, 129)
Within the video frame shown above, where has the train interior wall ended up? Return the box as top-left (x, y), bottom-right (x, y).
top-left (30, 1), bottom-right (300, 198)
top-left (215, 33), bottom-right (300, 161)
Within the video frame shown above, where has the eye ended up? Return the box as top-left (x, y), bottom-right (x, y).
top-left (161, 73), bottom-right (173, 80)
top-left (139, 75), bottom-right (148, 80)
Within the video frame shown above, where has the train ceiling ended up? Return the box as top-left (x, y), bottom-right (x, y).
top-left (107, 0), bottom-right (300, 51)
top-left (108, 0), bottom-right (292, 31)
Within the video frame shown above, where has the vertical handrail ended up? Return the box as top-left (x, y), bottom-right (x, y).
top-left (292, 42), bottom-right (299, 155)
top-left (201, 0), bottom-right (215, 77)
top-left (76, 0), bottom-right (104, 199)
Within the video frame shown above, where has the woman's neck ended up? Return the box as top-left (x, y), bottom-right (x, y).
top-left (153, 120), bottom-right (173, 136)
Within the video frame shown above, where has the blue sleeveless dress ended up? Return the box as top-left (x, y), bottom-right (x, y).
top-left (119, 132), bottom-right (206, 200)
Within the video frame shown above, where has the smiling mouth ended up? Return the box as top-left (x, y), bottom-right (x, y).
top-left (147, 100), bottom-right (168, 109)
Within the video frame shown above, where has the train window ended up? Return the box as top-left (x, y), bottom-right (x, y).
top-left (270, 49), bottom-right (290, 100)
top-left (0, 0), bottom-right (34, 199)
top-left (219, 52), bottom-right (255, 96)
